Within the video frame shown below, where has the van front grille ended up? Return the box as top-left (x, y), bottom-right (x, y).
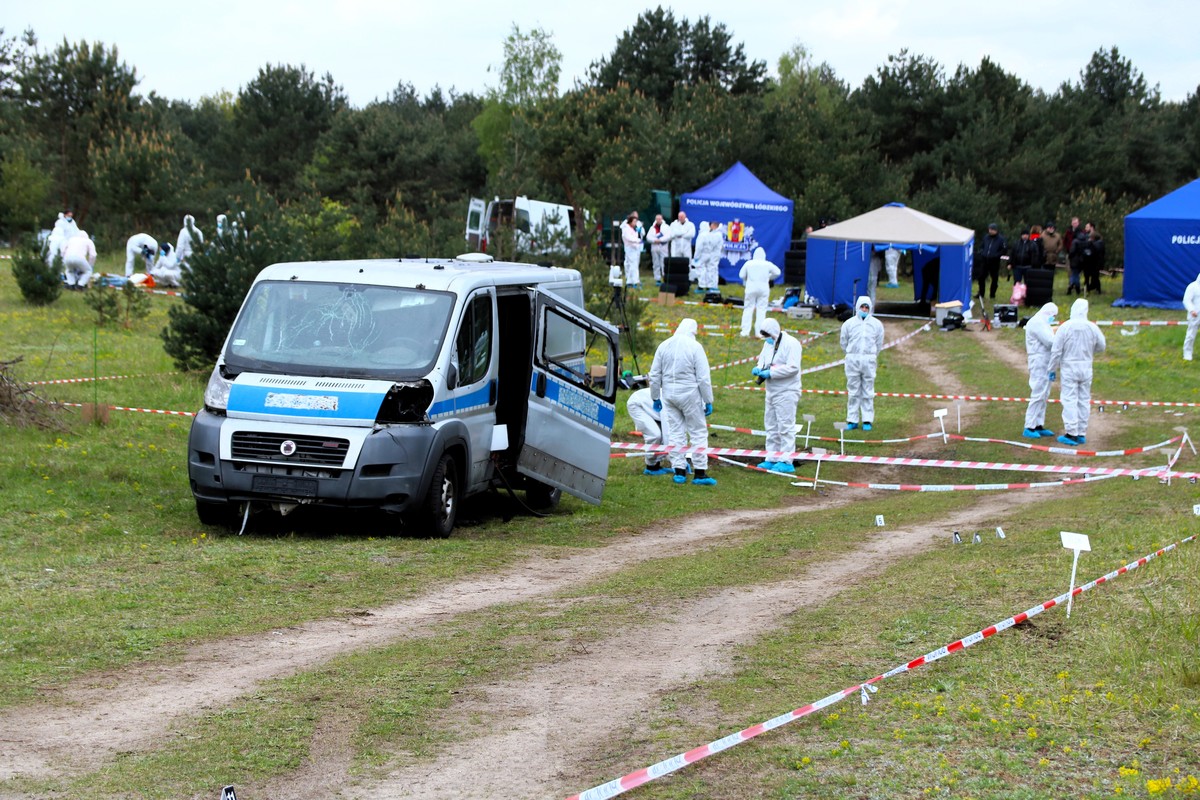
top-left (231, 431), bottom-right (349, 466)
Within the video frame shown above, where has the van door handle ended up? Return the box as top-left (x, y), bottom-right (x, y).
top-left (535, 373), bottom-right (546, 398)
top-left (489, 379), bottom-right (497, 405)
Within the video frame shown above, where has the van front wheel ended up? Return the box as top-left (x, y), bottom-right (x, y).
top-left (412, 453), bottom-right (457, 538)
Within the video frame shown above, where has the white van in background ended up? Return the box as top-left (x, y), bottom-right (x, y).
top-left (465, 196), bottom-right (581, 257)
top-left (188, 254), bottom-right (620, 537)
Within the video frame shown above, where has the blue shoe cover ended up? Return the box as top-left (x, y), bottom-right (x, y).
top-left (756, 461), bottom-right (777, 470)
top-left (1037, 428), bottom-right (1056, 437)
top-left (845, 422), bottom-right (859, 430)
top-left (672, 474), bottom-right (687, 484)
top-left (1023, 428), bottom-right (1041, 439)
top-left (643, 466), bottom-right (672, 476)
top-left (1076, 435), bottom-right (1086, 444)
top-left (862, 422), bottom-right (873, 431)
top-left (771, 462), bottom-right (795, 474)
top-left (692, 477), bottom-right (717, 486)
top-left (1056, 434), bottom-right (1078, 447)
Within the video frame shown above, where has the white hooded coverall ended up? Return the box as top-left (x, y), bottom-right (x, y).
top-left (626, 387), bottom-right (664, 467)
top-left (884, 247), bottom-right (901, 285)
top-left (757, 318), bottom-right (803, 459)
top-left (1024, 302), bottom-right (1058, 430)
top-left (649, 318), bottom-right (713, 471)
top-left (621, 219), bottom-right (643, 285)
top-left (176, 214), bottom-right (203, 267)
top-left (738, 247), bottom-right (781, 337)
top-left (646, 218), bottom-right (671, 283)
top-left (61, 231), bottom-right (96, 288)
top-left (692, 223), bottom-right (723, 291)
top-left (840, 295), bottom-right (885, 424)
top-left (150, 244), bottom-right (182, 287)
top-left (125, 233), bottom-right (158, 277)
top-left (1183, 272), bottom-right (1200, 360)
top-left (1048, 298), bottom-right (1106, 438)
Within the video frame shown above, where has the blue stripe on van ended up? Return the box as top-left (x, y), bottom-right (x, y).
top-left (428, 383), bottom-right (493, 418)
top-left (532, 372), bottom-right (616, 430)
top-left (227, 383), bottom-right (387, 422)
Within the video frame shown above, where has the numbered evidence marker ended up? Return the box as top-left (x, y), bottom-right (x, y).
top-left (933, 408), bottom-right (948, 442)
top-left (875, 514), bottom-right (885, 527)
top-left (1193, 504), bottom-right (1200, 517)
top-left (221, 787), bottom-right (238, 800)
top-left (1060, 531), bottom-right (1092, 619)
top-left (996, 526), bottom-right (1006, 539)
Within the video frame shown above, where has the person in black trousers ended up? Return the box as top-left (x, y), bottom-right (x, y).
top-left (976, 223), bottom-right (1007, 300)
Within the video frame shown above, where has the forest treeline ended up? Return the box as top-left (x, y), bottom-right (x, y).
top-left (1, 7), bottom-right (1197, 263)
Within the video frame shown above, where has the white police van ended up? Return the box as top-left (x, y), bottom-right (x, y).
top-left (187, 254), bottom-right (619, 537)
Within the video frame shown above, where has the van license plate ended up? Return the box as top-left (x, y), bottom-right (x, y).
top-left (252, 476), bottom-right (318, 497)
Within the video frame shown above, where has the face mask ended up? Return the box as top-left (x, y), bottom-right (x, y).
top-left (858, 310), bottom-right (869, 319)
top-left (764, 336), bottom-right (775, 346)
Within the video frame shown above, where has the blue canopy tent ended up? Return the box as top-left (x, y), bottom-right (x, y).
top-left (1116, 178), bottom-right (1200, 309)
top-left (805, 203), bottom-right (975, 309)
top-left (679, 162), bottom-right (794, 284)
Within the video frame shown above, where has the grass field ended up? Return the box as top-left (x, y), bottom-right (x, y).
top-left (1, 253), bottom-right (1198, 799)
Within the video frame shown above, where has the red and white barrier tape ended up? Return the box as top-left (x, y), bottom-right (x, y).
top-left (708, 332), bottom-right (832, 373)
top-left (1094, 319), bottom-right (1182, 326)
top-left (610, 442), bottom-right (1200, 480)
top-left (724, 385), bottom-right (1200, 409)
top-left (57, 402), bottom-right (195, 417)
top-left (704, 423), bottom-right (1187, 458)
top-left (28, 372), bottom-right (177, 386)
top-left (568, 534), bottom-right (1197, 800)
top-left (646, 322), bottom-right (827, 336)
top-left (729, 322), bottom-right (926, 380)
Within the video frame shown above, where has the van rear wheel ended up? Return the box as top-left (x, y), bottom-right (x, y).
top-left (412, 453), bottom-right (458, 538)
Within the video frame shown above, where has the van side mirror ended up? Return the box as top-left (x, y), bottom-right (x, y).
top-left (446, 362), bottom-right (458, 390)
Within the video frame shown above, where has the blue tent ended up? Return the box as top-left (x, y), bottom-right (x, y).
top-left (805, 203), bottom-right (975, 308)
top-left (679, 162), bottom-right (794, 284)
top-left (1116, 178), bottom-right (1200, 309)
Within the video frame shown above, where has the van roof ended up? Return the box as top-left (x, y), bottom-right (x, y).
top-left (253, 256), bottom-right (580, 292)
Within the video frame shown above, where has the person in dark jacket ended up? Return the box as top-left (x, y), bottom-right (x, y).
top-left (976, 223), bottom-right (1007, 301)
top-left (1067, 221), bottom-right (1091, 295)
top-left (1083, 229), bottom-right (1105, 295)
top-left (1009, 227), bottom-right (1043, 286)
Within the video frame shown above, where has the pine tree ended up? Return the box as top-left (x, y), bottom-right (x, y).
top-left (11, 234), bottom-right (62, 306)
top-left (160, 182), bottom-right (304, 371)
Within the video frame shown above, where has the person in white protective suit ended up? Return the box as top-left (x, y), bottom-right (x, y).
top-left (45, 213), bottom-right (70, 266)
top-left (840, 295), bottom-right (885, 431)
top-left (175, 214), bottom-right (203, 268)
top-left (215, 213), bottom-right (229, 241)
top-left (149, 242), bottom-right (183, 287)
top-left (738, 246), bottom-right (781, 337)
top-left (1182, 272), bottom-right (1200, 361)
top-left (649, 318), bottom-right (716, 486)
top-left (125, 233), bottom-right (159, 277)
top-left (884, 246), bottom-right (901, 288)
top-left (626, 387), bottom-right (672, 475)
top-left (646, 213), bottom-right (671, 285)
top-left (1048, 298), bottom-right (1106, 447)
top-left (670, 211), bottom-right (697, 283)
top-left (751, 317), bottom-right (803, 472)
top-left (1022, 302), bottom-right (1059, 438)
top-left (60, 229), bottom-right (97, 290)
top-left (692, 220), bottom-right (723, 294)
top-left (620, 212), bottom-right (644, 288)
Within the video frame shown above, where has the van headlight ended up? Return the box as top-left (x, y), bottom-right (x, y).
top-left (203, 365), bottom-right (233, 412)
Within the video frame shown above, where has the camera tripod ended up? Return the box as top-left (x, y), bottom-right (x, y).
top-left (600, 283), bottom-right (642, 377)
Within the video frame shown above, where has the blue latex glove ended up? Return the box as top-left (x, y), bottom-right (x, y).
top-left (1048, 371), bottom-right (1056, 381)
top-left (652, 399), bottom-right (662, 413)
top-left (760, 368), bottom-right (771, 380)
top-left (751, 367), bottom-right (763, 377)
top-left (704, 402), bottom-right (713, 417)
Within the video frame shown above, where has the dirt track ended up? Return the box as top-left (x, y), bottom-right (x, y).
top-left (0, 319), bottom-right (1120, 799)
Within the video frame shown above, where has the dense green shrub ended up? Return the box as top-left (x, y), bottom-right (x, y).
top-left (11, 235), bottom-right (62, 306)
